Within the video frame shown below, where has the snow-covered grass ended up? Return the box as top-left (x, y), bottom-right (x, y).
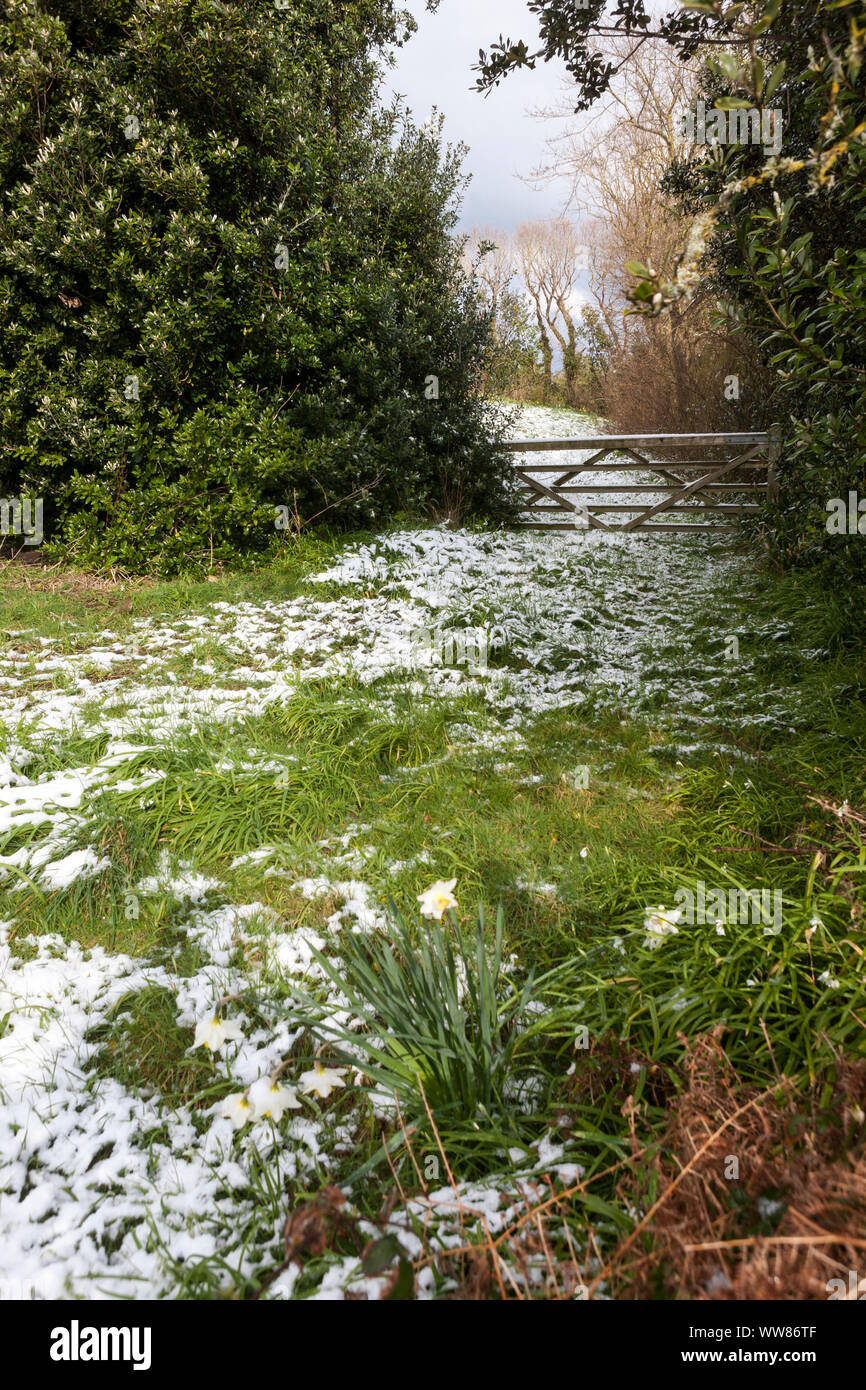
top-left (1, 406), bottom-right (864, 1301)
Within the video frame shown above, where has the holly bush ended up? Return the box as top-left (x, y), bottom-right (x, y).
top-left (0, 0), bottom-right (514, 574)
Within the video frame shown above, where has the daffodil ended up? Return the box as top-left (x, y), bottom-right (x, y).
top-left (299, 1063), bottom-right (348, 1099)
top-left (417, 878), bottom-right (458, 920)
top-left (642, 905), bottom-right (681, 950)
top-left (249, 1077), bottom-right (302, 1121)
top-left (192, 1015), bottom-right (245, 1052)
top-left (220, 1093), bottom-right (254, 1129)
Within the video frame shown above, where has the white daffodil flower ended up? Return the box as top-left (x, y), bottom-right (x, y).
top-left (219, 1093), bottom-right (254, 1130)
top-left (249, 1077), bottom-right (302, 1122)
top-left (299, 1063), bottom-right (348, 1099)
top-left (417, 878), bottom-right (458, 920)
top-left (192, 1016), bottom-right (245, 1052)
top-left (642, 906), bottom-right (682, 950)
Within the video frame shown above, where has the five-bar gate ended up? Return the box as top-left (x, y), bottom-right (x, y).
top-left (503, 430), bottom-right (778, 533)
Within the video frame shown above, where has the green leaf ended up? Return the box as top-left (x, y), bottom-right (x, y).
top-left (764, 60), bottom-right (787, 101)
top-left (384, 1258), bottom-right (415, 1300)
top-left (362, 1236), bottom-right (403, 1276)
top-left (711, 52), bottom-right (741, 82)
top-left (751, 56), bottom-right (765, 92)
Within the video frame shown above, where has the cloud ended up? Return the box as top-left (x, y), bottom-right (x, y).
top-left (383, 0), bottom-right (571, 233)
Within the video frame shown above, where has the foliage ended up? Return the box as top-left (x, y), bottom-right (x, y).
top-left (656, 1), bottom-right (866, 591)
top-left (474, 0), bottom-right (753, 109)
top-left (282, 901), bottom-right (584, 1147)
top-left (478, 286), bottom-right (542, 398)
top-left (0, 0), bottom-right (513, 574)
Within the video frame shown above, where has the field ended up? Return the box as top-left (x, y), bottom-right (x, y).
top-left (1, 406), bottom-right (864, 1301)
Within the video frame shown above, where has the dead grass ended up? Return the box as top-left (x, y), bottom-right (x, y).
top-left (304, 1033), bottom-right (866, 1300)
top-left (610, 1030), bottom-right (866, 1300)
top-left (0, 558), bottom-right (150, 596)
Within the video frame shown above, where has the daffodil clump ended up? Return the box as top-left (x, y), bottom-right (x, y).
top-left (196, 879), bottom-right (466, 1132)
top-left (278, 880), bottom-right (593, 1148)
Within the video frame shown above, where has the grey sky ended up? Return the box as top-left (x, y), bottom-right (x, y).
top-left (383, 0), bottom-right (572, 234)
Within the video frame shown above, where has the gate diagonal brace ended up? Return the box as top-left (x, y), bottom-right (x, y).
top-left (551, 446), bottom-right (613, 489)
top-left (514, 468), bottom-right (611, 531)
top-left (621, 443), bottom-right (767, 532)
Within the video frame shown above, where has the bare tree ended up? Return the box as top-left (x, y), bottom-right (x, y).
top-left (463, 226), bottom-right (517, 317)
top-left (529, 37), bottom-right (699, 348)
top-left (514, 218), bottom-right (589, 404)
top-left (463, 227), bottom-right (541, 399)
top-left (521, 38), bottom-right (765, 430)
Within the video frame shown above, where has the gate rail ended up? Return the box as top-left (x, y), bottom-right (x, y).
top-left (503, 429), bottom-right (778, 533)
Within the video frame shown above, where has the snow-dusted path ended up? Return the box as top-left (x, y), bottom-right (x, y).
top-left (0, 406), bottom-right (792, 1300)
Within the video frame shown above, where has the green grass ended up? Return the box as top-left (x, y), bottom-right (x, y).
top-left (85, 986), bottom-right (215, 1105)
top-left (0, 528), bottom-right (356, 651)
top-left (2, 538), bottom-right (865, 1300)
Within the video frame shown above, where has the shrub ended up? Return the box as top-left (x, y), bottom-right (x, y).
top-left (0, 0), bottom-right (514, 574)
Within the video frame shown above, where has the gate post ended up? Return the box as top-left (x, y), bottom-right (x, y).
top-left (767, 423), bottom-right (780, 503)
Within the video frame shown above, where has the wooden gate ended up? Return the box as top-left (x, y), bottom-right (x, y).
top-left (503, 430), bottom-right (778, 533)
